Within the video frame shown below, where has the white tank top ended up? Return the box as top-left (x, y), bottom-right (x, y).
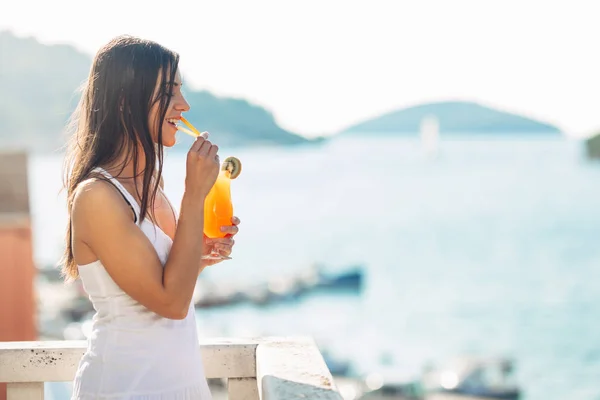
top-left (71, 167), bottom-right (212, 400)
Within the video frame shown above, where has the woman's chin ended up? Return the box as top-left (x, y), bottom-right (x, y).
top-left (160, 124), bottom-right (178, 147)
top-left (162, 138), bottom-right (176, 148)
top-left (161, 131), bottom-right (177, 147)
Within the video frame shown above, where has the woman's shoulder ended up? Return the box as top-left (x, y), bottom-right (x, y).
top-left (71, 178), bottom-right (133, 221)
top-left (73, 177), bottom-right (116, 203)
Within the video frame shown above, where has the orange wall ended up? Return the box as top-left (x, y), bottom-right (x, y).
top-left (0, 222), bottom-right (37, 400)
top-left (0, 151), bottom-right (36, 400)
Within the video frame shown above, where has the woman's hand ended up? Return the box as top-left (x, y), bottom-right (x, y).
top-left (184, 134), bottom-right (220, 200)
top-left (201, 216), bottom-right (241, 267)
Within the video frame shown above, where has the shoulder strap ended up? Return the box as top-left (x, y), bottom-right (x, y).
top-left (91, 167), bottom-right (140, 224)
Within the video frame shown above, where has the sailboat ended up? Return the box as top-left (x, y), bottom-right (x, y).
top-left (419, 115), bottom-right (440, 158)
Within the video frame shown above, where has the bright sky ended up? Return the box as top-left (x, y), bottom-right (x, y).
top-left (2, 0), bottom-right (598, 138)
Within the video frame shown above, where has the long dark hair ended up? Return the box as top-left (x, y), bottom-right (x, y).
top-left (61, 35), bottom-right (179, 280)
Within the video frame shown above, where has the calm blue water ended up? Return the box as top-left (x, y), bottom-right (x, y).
top-left (31, 135), bottom-right (600, 400)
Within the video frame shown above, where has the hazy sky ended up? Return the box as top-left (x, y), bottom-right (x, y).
top-left (1, 0), bottom-right (598, 137)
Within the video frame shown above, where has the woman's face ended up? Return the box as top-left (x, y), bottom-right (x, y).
top-left (148, 68), bottom-right (190, 147)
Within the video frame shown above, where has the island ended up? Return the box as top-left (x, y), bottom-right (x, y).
top-left (339, 101), bottom-right (562, 136)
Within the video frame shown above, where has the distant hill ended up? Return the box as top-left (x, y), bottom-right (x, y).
top-left (0, 31), bottom-right (315, 152)
top-left (340, 101), bottom-right (562, 136)
top-left (0, 31), bottom-right (91, 151)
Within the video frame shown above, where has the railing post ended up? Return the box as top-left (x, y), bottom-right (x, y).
top-left (6, 383), bottom-right (44, 400)
top-left (228, 378), bottom-right (259, 400)
top-left (256, 337), bottom-right (342, 400)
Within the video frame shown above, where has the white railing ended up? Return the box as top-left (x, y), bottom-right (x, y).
top-left (0, 337), bottom-right (342, 400)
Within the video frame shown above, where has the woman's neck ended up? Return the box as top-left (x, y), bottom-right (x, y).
top-left (102, 149), bottom-right (151, 188)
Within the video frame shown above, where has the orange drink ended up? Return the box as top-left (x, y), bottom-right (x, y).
top-left (202, 157), bottom-right (241, 259)
top-left (204, 158), bottom-right (240, 238)
top-left (176, 117), bottom-right (242, 260)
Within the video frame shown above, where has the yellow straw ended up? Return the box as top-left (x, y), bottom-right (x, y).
top-left (180, 117), bottom-right (203, 137)
top-left (177, 125), bottom-right (198, 138)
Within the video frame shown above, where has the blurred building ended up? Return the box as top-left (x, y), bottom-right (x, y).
top-left (0, 151), bottom-right (37, 400)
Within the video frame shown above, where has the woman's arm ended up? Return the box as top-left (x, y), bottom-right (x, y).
top-left (72, 179), bottom-right (206, 319)
top-left (72, 136), bottom-right (219, 320)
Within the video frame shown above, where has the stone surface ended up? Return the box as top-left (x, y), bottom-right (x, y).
top-left (257, 337), bottom-right (342, 399)
top-left (0, 337), bottom-right (340, 400)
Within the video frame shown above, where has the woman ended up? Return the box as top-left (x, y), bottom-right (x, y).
top-left (62, 35), bottom-right (239, 399)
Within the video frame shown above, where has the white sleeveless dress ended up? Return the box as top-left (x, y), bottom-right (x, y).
top-left (71, 167), bottom-right (212, 400)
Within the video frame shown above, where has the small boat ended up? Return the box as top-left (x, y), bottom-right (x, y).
top-left (357, 367), bottom-right (425, 400)
top-left (421, 357), bottom-right (520, 399)
top-left (313, 264), bottom-right (364, 291)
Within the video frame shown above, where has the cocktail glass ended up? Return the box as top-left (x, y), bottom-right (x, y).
top-left (177, 117), bottom-right (241, 261)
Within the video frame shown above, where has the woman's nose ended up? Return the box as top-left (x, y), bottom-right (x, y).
top-left (175, 94), bottom-right (190, 112)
